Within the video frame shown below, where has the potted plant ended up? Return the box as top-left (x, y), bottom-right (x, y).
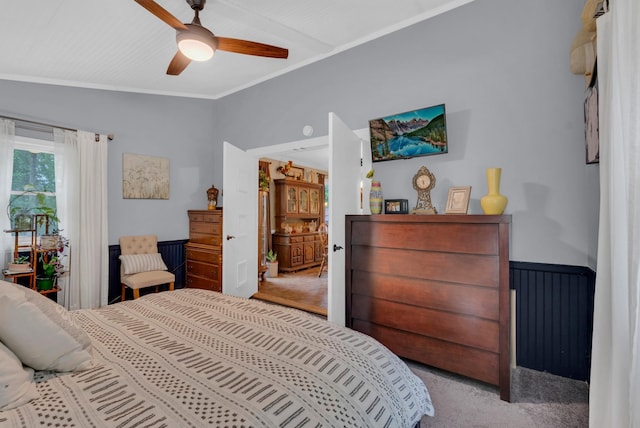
top-left (265, 249), bottom-right (278, 278)
top-left (36, 253), bottom-right (63, 291)
top-left (40, 229), bottom-right (68, 251)
top-left (36, 235), bottom-right (68, 291)
top-left (259, 170), bottom-right (270, 191)
top-left (7, 255), bottom-right (31, 272)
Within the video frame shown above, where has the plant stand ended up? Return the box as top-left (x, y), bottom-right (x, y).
top-left (2, 214), bottom-right (62, 297)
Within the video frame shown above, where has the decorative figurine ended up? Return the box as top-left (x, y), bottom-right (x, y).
top-left (207, 184), bottom-right (219, 210)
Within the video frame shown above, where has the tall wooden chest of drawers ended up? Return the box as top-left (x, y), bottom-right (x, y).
top-left (185, 209), bottom-right (222, 292)
top-left (346, 214), bottom-right (511, 401)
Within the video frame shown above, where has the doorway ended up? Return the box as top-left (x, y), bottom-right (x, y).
top-left (229, 116), bottom-right (368, 324)
top-left (253, 150), bottom-right (329, 316)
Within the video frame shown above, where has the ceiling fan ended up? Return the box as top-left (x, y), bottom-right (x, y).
top-left (135, 0), bottom-right (289, 75)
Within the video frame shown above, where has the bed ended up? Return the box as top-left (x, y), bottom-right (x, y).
top-left (0, 281), bottom-right (433, 427)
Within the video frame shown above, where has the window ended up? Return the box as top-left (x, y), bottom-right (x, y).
top-left (9, 136), bottom-right (58, 235)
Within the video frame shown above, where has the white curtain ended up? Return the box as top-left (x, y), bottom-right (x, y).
top-left (54, 129), bottom-right (109, 310)
top-left (53, 129), bottom-right (79, 309)
top-left (0, 119), bottom-right (16, 266)
top-left (589, 1), bottom-right (640, 427)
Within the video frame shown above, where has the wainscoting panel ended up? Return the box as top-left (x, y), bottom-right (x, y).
top-left (510, 261), bottom-right (596, 381)
top-left (108, 239), bottom-right (187, 304)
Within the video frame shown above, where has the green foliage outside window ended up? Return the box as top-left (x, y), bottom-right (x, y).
top-left (11, 149), bottom-right (56, 193)
top-left (7, 148), bottom-right (58, 232)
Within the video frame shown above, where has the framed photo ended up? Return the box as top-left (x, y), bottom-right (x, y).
top-left (445, 186), bottom-right (471, 214)
top-left (369, 104), bottom-right (448, 163)
top-left (384, 199), bottom-right (409, 214)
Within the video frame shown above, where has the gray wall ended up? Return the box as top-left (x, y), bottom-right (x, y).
top-left (1, 82), bottom-right (219, 243)
top-left (214, 0), bottom-right (600, 268)
top-left (0, 0), bottom-right (599, 268)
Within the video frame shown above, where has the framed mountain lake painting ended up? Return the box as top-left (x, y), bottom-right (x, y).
top-left (369, 104), bottom-right (448, 162)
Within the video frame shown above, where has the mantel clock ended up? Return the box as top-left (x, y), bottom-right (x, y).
top-left (412, 166), bottom-right (437, 214)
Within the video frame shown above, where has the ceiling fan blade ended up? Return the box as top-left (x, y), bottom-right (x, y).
top-left (135, 0), bottom-right (188, 30)
top-left (166, 51), bottom-right (191, 75)
top-left (216, 37), bottom-right (289, 59)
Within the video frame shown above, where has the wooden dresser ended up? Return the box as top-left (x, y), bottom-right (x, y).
top-left (345, 214), bottom-right (512, 401)
top-left (185, 209), bottom-right (222, 292)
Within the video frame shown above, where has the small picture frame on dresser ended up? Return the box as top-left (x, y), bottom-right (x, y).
top-left (384, 199), bottom-right (409, 214)
top-left (445, 186), bottom-right (471, 214)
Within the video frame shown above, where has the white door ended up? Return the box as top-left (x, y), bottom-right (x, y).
top-left (327, 112), bottom-right (364, 325)
top-left (222, 141), bottom-right (259, 298)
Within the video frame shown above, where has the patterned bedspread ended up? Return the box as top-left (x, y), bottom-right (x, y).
top-left (1, 289), bottom-right (433, 427)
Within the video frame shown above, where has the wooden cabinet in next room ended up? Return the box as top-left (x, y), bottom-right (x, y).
top-left (273, 178), bottom-right (324, 272)
top-left (185, 209), bottom-right (222, 292)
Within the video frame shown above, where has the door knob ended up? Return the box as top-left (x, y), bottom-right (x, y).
top-left (333, 244), bottom-right (343, 252)
top-left (226, 235), bottom-right (235, 240)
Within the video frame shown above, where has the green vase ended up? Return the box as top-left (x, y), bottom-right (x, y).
top-left (480, 168), bottom-right (508, 215)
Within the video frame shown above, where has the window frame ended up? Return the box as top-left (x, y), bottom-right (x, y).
top-left (9, 135), bottom-right (57, 243)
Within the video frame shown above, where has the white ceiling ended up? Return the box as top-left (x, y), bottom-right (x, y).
top-left (256, 134), bottom-right (333, 171)
top-left (0, 0), bottom-right (471, 100)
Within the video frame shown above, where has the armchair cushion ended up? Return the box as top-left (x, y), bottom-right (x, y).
top-left (119, 253), bottom-right (168, 275)
top-left (121, 270), bottom-right (175, 290)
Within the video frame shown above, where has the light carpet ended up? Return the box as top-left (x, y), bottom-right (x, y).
top-left (409, 362), bottom-right (589, 427)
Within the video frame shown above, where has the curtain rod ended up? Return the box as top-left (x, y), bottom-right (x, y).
top-left (0, 114), bottom-right (114, 141)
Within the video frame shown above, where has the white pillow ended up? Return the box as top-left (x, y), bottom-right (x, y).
top-left (0, 341), bottom-right (39, 410)
top-left (0, 280), bottom-right (94, 372)
top-left (119, 253), bottom-right (168, 275)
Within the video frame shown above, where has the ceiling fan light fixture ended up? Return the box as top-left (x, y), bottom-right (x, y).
top-left (177, 26), bottom-right (217, 61)
top-left (178, 38), bottom-right (214, 61)
top-left (135, 0), bottom-right (288, 75)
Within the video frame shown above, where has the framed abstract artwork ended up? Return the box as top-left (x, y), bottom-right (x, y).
top-left (122, 153), bottom-right (170, 199)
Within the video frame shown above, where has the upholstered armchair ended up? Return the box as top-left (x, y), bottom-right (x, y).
top-left (119, 235), bottom-right (174, 301)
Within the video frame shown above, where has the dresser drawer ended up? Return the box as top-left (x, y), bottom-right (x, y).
top-left (189, 232), bottom-right (221, 246)
top-left (185, 245), bottom-right (221, 264)
top-left (187, 260), bottom-right (219, 279)
top-left (186, 274), bottom-right (221, 292)
top-left (189, 211), bottom-right (221, 223)
top-left (190, 221), bottom-right (221, 235)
